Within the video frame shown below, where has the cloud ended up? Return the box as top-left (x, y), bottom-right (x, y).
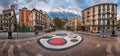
top-left (52, 7), bottom-right (81, 16)
top-left (0, 0), bottom-right (18, 9)
top-left (0, 0), bottom-right (10, 9)
top-left (0, 5), bottom-right (3, 10)
top-left (47, 11), bottom-right (81, 19)
top-left (74, 0), bottom-right (119, 9)
top-left (117, 14), bottom-right (120, 20)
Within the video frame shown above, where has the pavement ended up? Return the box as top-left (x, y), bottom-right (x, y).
top-left (75, 31), bottom-right (120, 37)
top-left (0, 30), bottom-right (120, 56)
top-left (0, 32), bottom-right (45, 39)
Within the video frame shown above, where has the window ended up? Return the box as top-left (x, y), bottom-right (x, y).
top-left (26, 23), bottom-right (28, 27)
top-left (105, 20), bottom-right (107, 25)
top-left (4, 23), bottom-right (8, 27)
top-left (21, 19), bottom-right (24, 22)
top-left (21, 11), bottom-right (24, 19)
top-left (99, 20), bottom-right (101, 25)
top-left (93, 7), bottom-right (95, 13)
top-left (107, 5), bottom-right (110, 11)
top-left (112, 15), bottom-right (114, 18)
top-left (98, 6), bottom-right (101, 13)
top-left (107, 20), bottom-right (110, 25)
top-left (112, 5), bottom-right (114, 11)
top-left (101, 20), bottom-right (103, 25)
top-left (102, 15), bottom-right (105, 19)
top-left (98, 6), bottom-right (101, 10)
top-left (26, 15), bottom-right (29, 22)
top-left (103, 5), bottom-right (105, 10)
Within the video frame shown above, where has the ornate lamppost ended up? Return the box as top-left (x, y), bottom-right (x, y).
top-left (5, 12), bottom-right (13, 39)
top-left (111, 18), bottom-right (116, 36)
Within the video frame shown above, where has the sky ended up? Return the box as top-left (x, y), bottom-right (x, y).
top-left (0, 0), bottom-right (120, 20)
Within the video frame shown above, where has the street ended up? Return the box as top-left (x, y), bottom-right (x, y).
top-left (0, 30), bottom-right (120, 56)
top-left (116, 31), bottom-right (120, 36)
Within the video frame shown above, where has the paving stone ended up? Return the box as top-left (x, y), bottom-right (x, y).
top-left (106, 44), bottom-right (114, 56)
top-left (96, 44), bottom-right (101, 47)
top-left (115, 44), bottom-right (120, 53)
top-left (8, 45), bottom-right (14, 56)
top-left (0, 40), bottom-right (8, 55)
top-left (36, 53), bottom-right (43, 56)
top-left (20, 52), bottom-right (29, 56)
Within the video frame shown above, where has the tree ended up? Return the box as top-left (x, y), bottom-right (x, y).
top-left (20, 24), bottom-right (26, 32)
top-left (53, 17), bottom-right (64, 29)
top-left (61, 17), bottom-right (68, 25)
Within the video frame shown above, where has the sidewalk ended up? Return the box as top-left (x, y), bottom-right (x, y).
top-left (0, 32), bottom-right (45, 39)
top-left (75, 31), bottom-right (100, 36)
top-left (75, 31), bottom-right (119, 37)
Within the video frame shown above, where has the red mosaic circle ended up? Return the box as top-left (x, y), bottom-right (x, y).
top-left (48, 38), bottom-right (66, 45)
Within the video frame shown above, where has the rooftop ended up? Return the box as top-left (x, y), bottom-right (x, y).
top-left (82, 3), bottom-right (117, 12)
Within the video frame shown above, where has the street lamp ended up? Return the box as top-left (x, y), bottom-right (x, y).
top-left (111, 18), bottom-right (116, 36)
top-left (5, 12), bottom-right (13, 39)
top-left (35, 27), bottom-right (38, 35)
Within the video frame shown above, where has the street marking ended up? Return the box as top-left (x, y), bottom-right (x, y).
top-left (17, 44), bottom-right (22, 49)
top-left (17, 44), bottom-right (22, 52)
top-left (115, 44), bottom-right (120, 53)
top-left (106, 44), bottom-right (114, 56)
top-left (17, 44), bottom-right (29, 56)
top-left (36, 53), bottom-right (43, 56)
top-left (8, 45), bottom-right (14, 56)
top-left (96, 44), bottom-right (101, 47)
top-left (116, 38), bottom-right (120, 43)
top-left (20, 52), bottom-right (28, 56)
top-left (0, 40), bottom-right (4, 42)
top-left (26, 41), bottom-right (31, 44)
top-left (0, 40), bottom-right (8, 55)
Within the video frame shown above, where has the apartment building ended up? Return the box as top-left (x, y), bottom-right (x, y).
top-left (2, 5), bottom-right (17, 31)
top-left (19, 7), bottom-right (30, 28)
top-left (65, 16), bottom-right (81, 31)
top-left (82, 3), bottom-right (117, 33)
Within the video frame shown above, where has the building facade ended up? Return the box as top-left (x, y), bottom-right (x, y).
top-left (82, 3), bottom-right (117, 33)
top-left (19, 7), bottom-right (53, 32)
top-left (19, 7), bottom-right (30, 31)
top-left (19, 7), bottom-right (30, 28)
top-left (30, 8), bottom-right (52, 31)
top-left (65, 16), bottom-right (81, 31)
top-left (44, 13), bottom-right (51, 28)
top-left (117, 20), bottom-right (120, 29)
top-left (2, 5), bottom-right (17, 31)
top-left (0, 15), bottom-right (2, 30)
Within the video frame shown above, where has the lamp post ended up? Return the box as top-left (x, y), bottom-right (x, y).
top-left (111, 19), bottom-right (116, 36)
top-left (35, 22), bottom-right (40, 35)
top-left (6, 12), bottom-right (13, 39)
top-left (35, 26), bottom-right (38, 35)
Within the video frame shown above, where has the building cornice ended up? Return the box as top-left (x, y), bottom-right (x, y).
top-left (82, 3), bottom-right (117, 12)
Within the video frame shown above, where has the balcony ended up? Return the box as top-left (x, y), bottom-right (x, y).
top-left (87, 15), bottom-right (90, 17)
